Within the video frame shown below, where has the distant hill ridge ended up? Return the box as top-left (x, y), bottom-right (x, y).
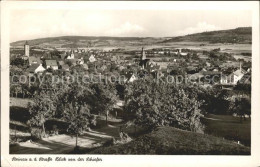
top-left (161, 27), bottom-right (252, 44)
top-left (10, 27), bottom-right (252, 47)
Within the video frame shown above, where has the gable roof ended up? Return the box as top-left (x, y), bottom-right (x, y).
top-left (58, 60), bottom-right (65, 66)
top-left (61, 64), bottom-right (70, 70)
top-left (45, 60), bottom-right (58, 66)
top-left (29, 56), bottom-right (41, 65)
top-left (27, 64), bottom-right (41, 73)
top-left (233, 69), bottom-right (244, 77)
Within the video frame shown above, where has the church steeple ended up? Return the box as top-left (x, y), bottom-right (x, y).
top-left (24, 41), bottom-right (30, 57)
top-left (141, 47), bottom-right (146, 60)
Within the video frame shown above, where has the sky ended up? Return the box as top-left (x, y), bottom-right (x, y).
top-left (10, 9), bottom-right (251, 42)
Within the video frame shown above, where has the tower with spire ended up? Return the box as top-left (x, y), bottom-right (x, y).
top-left (24, 41), bottom-right (30, 57)
top-left (139, 47), bottom-right (149, 69)
top-left (141, 47), bottom-right (146, 60)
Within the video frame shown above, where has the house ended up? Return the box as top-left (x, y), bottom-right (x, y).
top-left (66, 52), bottom-right (74, 59)
top-left (27, 64), bottom-right (45, 73)
top-left (201, 71), bottom-right (222, 84)
top-left (228, 69), bottom-right (245, 84)
top-left (180, 52), bottom-right (188, 56)
top-left (76, 57), bottom-right (84, 65)
top-left (220, 63), bottom-right (246, 85)
top-left (61, 64), bottom-right (70, 71)
top-left (29, 56), bottom-right (41, 66)
top-left (128, 73), bottom-right (138, 82)
top-left (206, 62), bottom-right (211, 67)
top-left (89, 55), bottom-right (96, 63)
top-left (174, 48), bottom-right (189, 56)
top-left (147, 63), bottom-right (160, 72)
top-left (124, 72), bottom-right (138, 83)
top-left (45, 60), bottom-right (58, 70)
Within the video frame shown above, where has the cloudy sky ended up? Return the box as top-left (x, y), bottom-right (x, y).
top-left (10, 9), bottom-right (251, 42)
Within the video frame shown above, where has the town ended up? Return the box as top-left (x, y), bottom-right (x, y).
top-left (10, 40), bottom-right (251, 87)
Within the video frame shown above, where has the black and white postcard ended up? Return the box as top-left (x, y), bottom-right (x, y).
top-left (1, 1), bottom-right (260, 167)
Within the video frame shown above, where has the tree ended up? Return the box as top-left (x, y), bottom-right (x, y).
top-left (10, 57), bottom-right (27, 68)
top-left (10, 66), bottom-right (24, 97)
top-left (124, 78), bottom-right (204, 133)
top-left (90, 83), bottom-right (117, 125)
top-left (231, 97), bottom-right (251, 122)
top-left (64, 104), bottom-right (96, 149)
top-left (57, 82), bottom-right (96, 149)
top-left (27, 92), bottom-right (56, 137)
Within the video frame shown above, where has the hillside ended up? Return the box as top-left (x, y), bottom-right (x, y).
top-left (10, 36), bottom-right (162, 48)
top-left (89, 126), bottom-right (250, 155)
top-left (162, 27), bottom-right (252, 44)
top-left (10, 27), bottom-right (252, 48)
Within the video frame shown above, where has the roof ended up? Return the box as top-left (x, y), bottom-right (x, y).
top-left (58, 60), bottom-right (65, 65)
top-left (61, 64), bottom-right (70, 70)
top-left (60, 53), bottom-right (67, 59)
top-left (233, 69), bottom-right (244, 77)
top-left (27, 64), bottom-right (40, 73)
top-left (82, 64), bottom-right (88, 69)
top-left (73, 53), bottom-right (83, 59)
top-left (45, 60), bottom-right (58, 66)
top-left (125, 73), bottom-right (137, 82)
top-left (29, 56), bottom-right (41, 64)
top-left (66, 59), bottom-right (78, 65)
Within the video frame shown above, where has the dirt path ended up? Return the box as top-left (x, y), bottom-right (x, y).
top-left (10, 124), bottom-right (122, 154)
top-left (203, 117), bottom-right (221, 121)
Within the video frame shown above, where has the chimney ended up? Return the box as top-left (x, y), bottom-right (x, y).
top-left (240, 61), bottom-right (242, 71)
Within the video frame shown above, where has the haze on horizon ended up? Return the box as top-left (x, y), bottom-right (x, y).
top-left (10, 10), bottom-right (251, 42)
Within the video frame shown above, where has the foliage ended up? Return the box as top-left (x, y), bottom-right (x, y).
top-left (196, 87), bottom-right (231, 115)
top-left (10, 57), bottom-right (27, 68)
top-left (234, 83), bottom-right (251, 94)
top-left (90, 83), bottom-right (118, 124)
top-left (64, 105), bottom-right (96, 136)
top-left (27, 92), bottom-right (56, 136)
top-left (230, 97), bottom-right (251, 119)
top-left (124, 78), bottom-right (204, 133)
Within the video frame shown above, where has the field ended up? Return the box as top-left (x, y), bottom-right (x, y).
top-left (202, 114), bottom-right (251, 146)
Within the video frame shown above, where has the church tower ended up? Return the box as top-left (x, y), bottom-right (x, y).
top-left (141, 47), bottom-right (146, 60)
top-left (24, 41), bottom-right (30, 57)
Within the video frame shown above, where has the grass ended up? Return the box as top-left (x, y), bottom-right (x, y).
top-left (202, 114), bottom-right (251, 146)
top-left (89, 126), bottom-right (250, 155)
